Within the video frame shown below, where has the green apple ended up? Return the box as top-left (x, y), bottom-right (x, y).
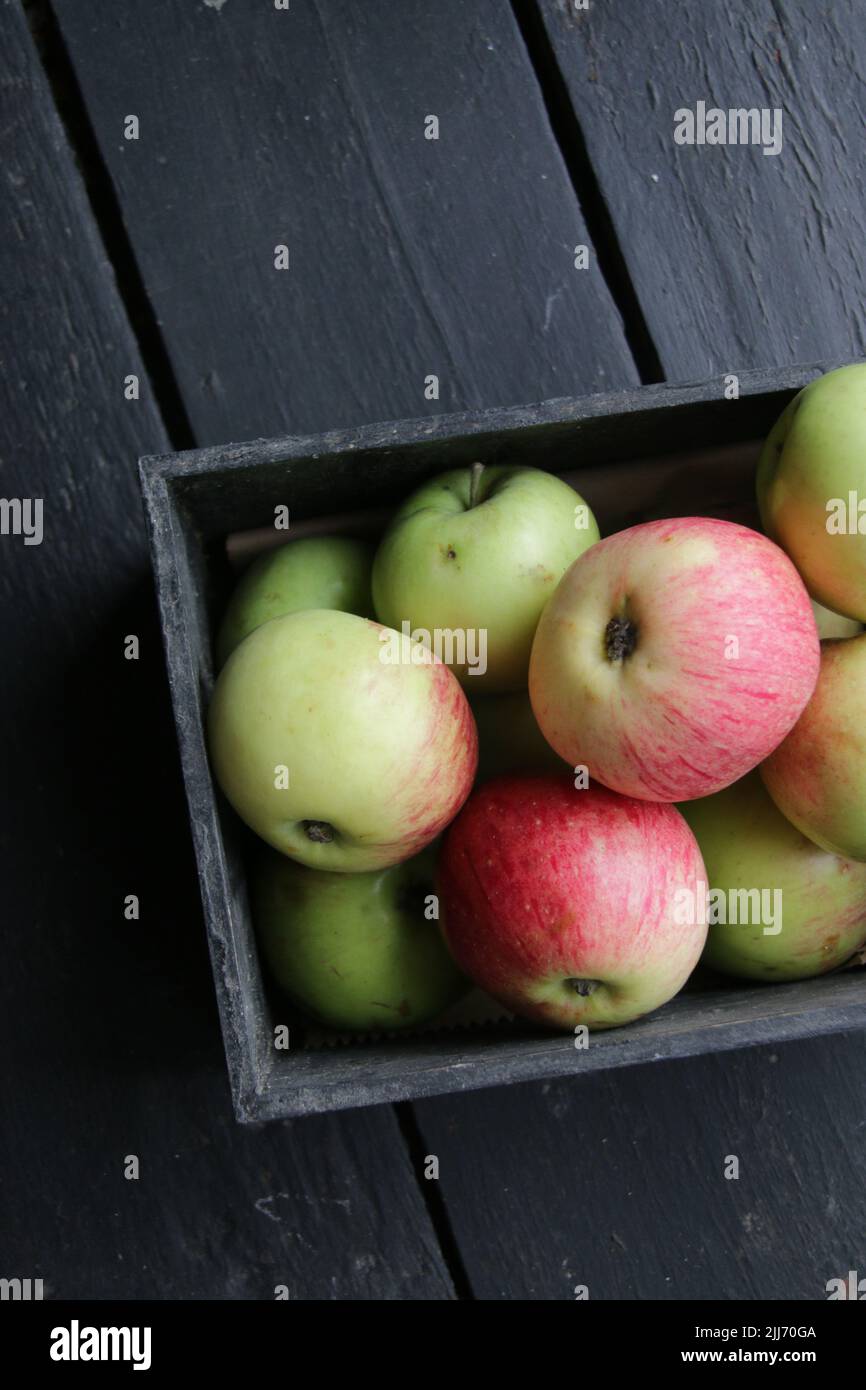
top-left (208, 609), bottom-right (477, 871)
top-left (681, 771), bottom-right (866, 981)
top-left (757, 363), bottom-right (866, 620)
top-left (216, 535), bottom-right (374, 667)
top-left (254, 846), bottom-right (468, 1030)
top-left (761, 634), bottom-right (866, 861)
top-left (811, 598), bottom-right (863, 641)
top-left (470, 690), bottom-right (564, 784)
top-left (372, 463), bottom-right (599, 692)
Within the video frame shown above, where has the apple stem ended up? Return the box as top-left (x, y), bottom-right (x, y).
top-left (468, 461), bottom-right (485, 509)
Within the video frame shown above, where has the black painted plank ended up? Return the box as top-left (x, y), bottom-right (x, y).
top-left (415, 1032), bottom-right (866, 1299)
top-left (531, 0), bottom-right (866, 379)
top-left (0, 0), bottom-right (452, 1299)
top-left (52, 0), bottom-right (638, 446)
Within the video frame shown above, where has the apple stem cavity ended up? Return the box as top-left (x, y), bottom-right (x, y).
top-left (565, 978), bottom-right (601, 997)
top-left (468, 460), bottom-right (485, 510)
top-left (605, 615), bottom-right (638, 663)
top-left (302, 820), bottom-right (336, 844)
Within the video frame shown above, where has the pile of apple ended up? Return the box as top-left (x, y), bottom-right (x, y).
top-left (208, 363), bottom-right (866, 1035)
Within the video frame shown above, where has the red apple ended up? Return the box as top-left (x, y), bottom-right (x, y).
top-left (437, 775), bottom-right (708, 1029)
top-left (529, 517), bottom-right (819, 801)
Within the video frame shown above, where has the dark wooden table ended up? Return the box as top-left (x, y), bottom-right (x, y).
top-left (3, 0), bottom-right (865, 1300)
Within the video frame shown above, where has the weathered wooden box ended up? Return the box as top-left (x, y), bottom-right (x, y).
top-left (139, 365), bottom-right (866, 1122)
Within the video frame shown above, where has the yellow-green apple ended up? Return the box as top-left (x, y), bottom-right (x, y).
top-left (208, 609), bottom-right (477, 871)
top-left (528, 517), bottom-right (819, 801)
top-left (372, 463), bottom-right (599, 692)
top-left (437, 775), bottom-right (707, 1030)
top-left (680, 771), bottom-right (866, 981)
top-left (757, 362), bottom-right (866, 620)
top-left (254, 847), bottom-right (468, 1030)
top-left (761, 634), bottom-right (866, 861)
top-left (216, 535), bottom-right (374, 666)
top-left (811, 598), bottom-right (863, 641)
top-left (470, 690), bottom-right (564, 784)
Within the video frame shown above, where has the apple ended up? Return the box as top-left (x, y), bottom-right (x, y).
top-left (757, 362), bottom-right (866, 621)
top-left (470, 690), bottom-right (564, 784)
top-left (810, 598), bottom-right (863, 641)
top-left (528, 517), bottom-right (820, 801)
top-left (437, 774), bottom-right (707, 1030)
top-left (254, 846), bottom-right (468, 1030)
top-left (680, 771), bottom-right (866, 981)
top-left (216, 535), bottom-right (374, 666)
top-left (372, 463), bottom-right (599, 692)
top-left (761, 634), bottom-right (866, 861)
top-left (208, 609), bottom-right (477, 871)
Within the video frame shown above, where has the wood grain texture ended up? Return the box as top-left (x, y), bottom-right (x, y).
top-left (533, 0), bottom-right (866, 379)
top-left (414, 1031), bottom-right (866, 1299)
top-left (0, 0), bottom-right (452, 1299)
top-left (52, 0), bottom-right (637, 446)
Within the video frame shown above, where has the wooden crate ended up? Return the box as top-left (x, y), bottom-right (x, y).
top-left (139, 363), bottom-right (866, 1121)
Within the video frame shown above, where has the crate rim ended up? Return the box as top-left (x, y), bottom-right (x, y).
top-left (137, 360), bottom-right (850, 487)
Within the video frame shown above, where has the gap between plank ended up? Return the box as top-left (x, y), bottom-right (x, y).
top-left (511, 0), bottom-right (665, 385)
top-left (23, 0), bottom-right (195, 449)
top-left (394, 1102), bottom-right (476, 1300)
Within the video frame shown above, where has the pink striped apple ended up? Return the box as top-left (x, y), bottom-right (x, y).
top-left (761, 634), bottom-right (866, 861)
top-left (529, 517), bottom-right (820, 801)
top-left (437, 775), bottom-right (708, 1030)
